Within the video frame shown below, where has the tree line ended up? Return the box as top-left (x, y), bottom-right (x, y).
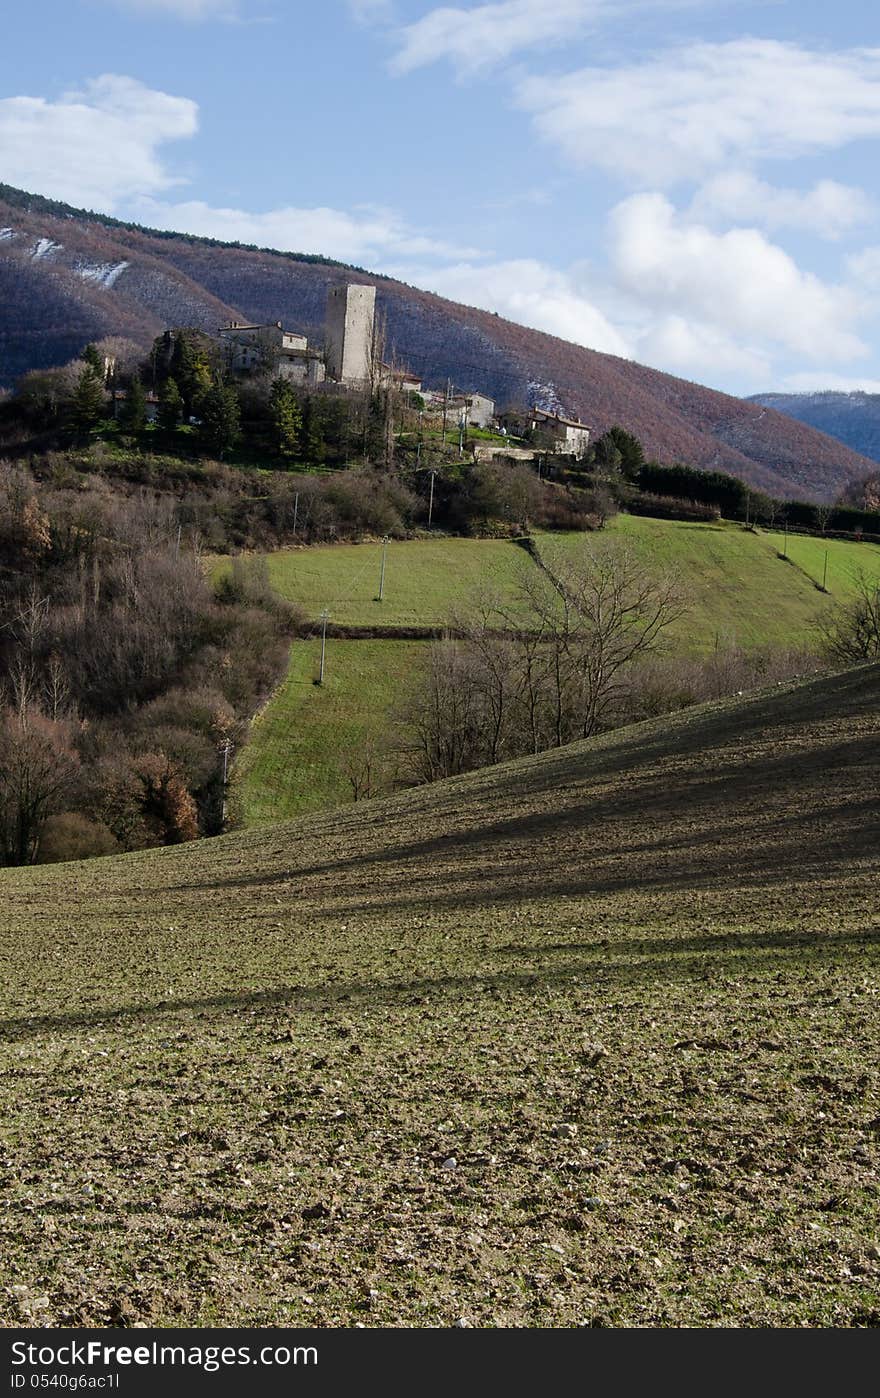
top-left (0, 464), bottom-right (296, 866)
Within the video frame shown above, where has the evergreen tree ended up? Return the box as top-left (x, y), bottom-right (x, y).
top-left (69, 364), bottom-right (107, 439)
top-left (364, 391), bottom-right (387, 464)
top-left (594, 425), bottom-right (645, 481)
top-left (119, 375), bottom-right (147, 433)
top-left (157, 377), bottom-right (183, 432)
top-left (300, 395), bottom-right (326, 464)
top-left (269, 377), bottom-right (302, 459)
top-left (149, 330), bottom-right (175, 386)
top-left (200, 382), bottom-right (241, 458)
top-left (81, 343), bottom-right (104, 376)
top-left (171, 331), bottom-right (212, 417)
top-left (592, 436), bottom-right (622, 474)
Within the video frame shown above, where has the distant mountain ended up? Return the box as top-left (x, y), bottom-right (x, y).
top-left (1, 182), bottom-right (877, 502)
top-left (748, 391), bottom-right (880, 468)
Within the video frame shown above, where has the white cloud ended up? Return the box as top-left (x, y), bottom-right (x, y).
top-left (779, 372), bottom-right (880, 393)
top-left (386, 257), bottom-right (632, 356)
top-left (391, 1), bottom-right (605, 76)
top-left (389, 0), bottom-right (706, 76)
top-left (104, 0), bottom-right (240, 17)
top-left (520, 40), bottom-right (880, 185)
top-left (634, 315), bottom-right (772, 387)
top-left (0, 76), bottom-right (197, 210)
top-left (847, 246), bottom-right (880, 290)
top-left (610, 193), bottom-right (865, 363)
top-left (134, 197), bottom-right (484, 263)
top-left (691, 172), bottom-right (874, 241)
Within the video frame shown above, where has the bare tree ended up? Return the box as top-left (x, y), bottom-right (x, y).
top-left (342, 733), bottom-right (385, 801)
top-left (399, 542), bottom-right (687, 782)
top-left (522, 542), bottom-right (687, 739)
top-left (814, 502), bottom-right (835, 535)
top-left (0, 691), bottom-right (80, 866)
top-left (398, 640), bottom-right (485, 782)
top-left (815, 573), bottom-right (880, 661)
top-left (43, 652), bottom-right (72, 721)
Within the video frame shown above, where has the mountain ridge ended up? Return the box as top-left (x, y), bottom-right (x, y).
top-left (749, 390), bottom-right (880, 468)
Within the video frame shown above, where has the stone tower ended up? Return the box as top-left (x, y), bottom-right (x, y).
top-left (324, 282), bottom-right (377, 385)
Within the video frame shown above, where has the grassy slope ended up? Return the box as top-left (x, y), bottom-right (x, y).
top-left (263, 538), bottom-right (533, 628)
top-left (218, 518), bottom-right (880, 647)
top-left (538, 516), bottom-right (880, 651)
top-left (234, 639), bottom-right (426, 824)
top-left (2, 666), bottom-right (879, 1327)
top-left (233, 518), bottom-right (880, 826)
top-left (762, 527), bottom-right (880, 596)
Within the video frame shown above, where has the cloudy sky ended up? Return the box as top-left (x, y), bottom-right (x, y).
top-left (1, 0), bottom-right (879, 394)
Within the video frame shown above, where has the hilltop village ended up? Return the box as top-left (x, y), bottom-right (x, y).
top-left (216, 281), bottom-right (504, 433)
top-left (106, 278), bottom-right (590, 475)
top-left (96, 278), bottom-right (593, 470)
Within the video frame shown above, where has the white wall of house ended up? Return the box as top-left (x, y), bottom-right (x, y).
top-left (467, 393), bottom-right (495, 428)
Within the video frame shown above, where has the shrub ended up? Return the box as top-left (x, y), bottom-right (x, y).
top-left (37, 812), bottom-right (119, 864)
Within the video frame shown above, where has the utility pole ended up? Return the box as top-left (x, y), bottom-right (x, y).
top-left (292, 491), bottom-right (299, 537)
top-left (318, 608), bottom-right (329, 684)
top-left (378, 535), bottom-right (389, 602)
top-left (428, 470), bottom-right (435, 530)
top-left (221, 738), bottom-right (231, 828)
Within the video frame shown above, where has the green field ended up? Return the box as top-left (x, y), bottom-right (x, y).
top-left (3, 666), bottom-right (879, 1326)
top-left (234, 639), bottom-right (426, 824)
top-left (262, 537), bottom-right (534, 628)
top-left (537, 515), bottom-right (880, 651)
top-left (230, 517), bottom-right (880, 827)
top-left (216, 518), bottom-right (880, 650)
top-left (762, 527), bottom-right (880, 596)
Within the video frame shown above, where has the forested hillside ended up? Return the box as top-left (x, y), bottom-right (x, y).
top-left (1, 183), bottom-right (876, 502)
top-left (750, 391), bottom-right (880, 466)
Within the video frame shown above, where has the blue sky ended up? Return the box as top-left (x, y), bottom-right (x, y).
top-left (2, 0), bottom-right (880, 395)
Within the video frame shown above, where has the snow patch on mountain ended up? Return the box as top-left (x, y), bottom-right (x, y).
top-left (78, 261), bottom-right (131, 290)
top-left (0, 228), bottom-right (15, 242)
top-left (32, 238), bottom-right (61, 260)
top-left (527, 379), bottom-right (563, 414)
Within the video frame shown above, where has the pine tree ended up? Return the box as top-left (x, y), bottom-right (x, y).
top-left (269, 377), bottom-right (302, 459)
top-left (300, 396), bottom-right (326, 464)
top-left (119, 375), bottom-right (147, 433)
top-left (171, 332), bottom-right (212, 417)
top-left (364, 390), bottom-right (387, 464)
top-left (594, 426), bottom-right (644, 481)
top-left (157, 377), bottom-right (183, 432)
top-left (200, 382), bottom-right (241, 458)
top-left (69, 364), bottom-right (107, 439)
top-left (81, 343), bottom-right (104, 376)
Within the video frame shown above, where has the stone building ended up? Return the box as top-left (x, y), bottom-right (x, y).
top-left (464, 392), bottom-right (495, 429)
top-left (218, 321), bottom-right (325, 386)
top-left (529, 406), bottom-right (591, 458)
top-left (421, 388), bottom-right (496, 428)
top-left (377, 362), bottom-right (423, 395)
top-left (324, 283), bottom-right (376, 385)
